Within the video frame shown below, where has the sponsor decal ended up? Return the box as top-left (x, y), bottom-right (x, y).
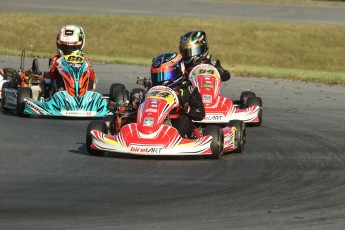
top-left (143, 117), bottom-right (154, 126)
top-left (6, 91), bottom-right (16, 98)
top-left (6, 97), bottom-right (16, 104)
top-left (224, 136), bottom-right (231, 146)
top-left (201, 84), bottom-right (213, 89)
top-left (150, 99), bottom-right (158, 104)
top-left (204, 115), bottom-right (223, 121)
top-left (145, 108), bottom-right (158, 113)
top-left (61, 111), bottom-right (96, 116)
top-left (203, 94), bottom-right (212, 103)
top-left (129, 145), bottom-right (164, 154)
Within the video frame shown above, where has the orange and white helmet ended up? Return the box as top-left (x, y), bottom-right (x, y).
top-left (150, 52), bottom-right (185, 88)
top-left (56, 25), bottom-right (85, 56)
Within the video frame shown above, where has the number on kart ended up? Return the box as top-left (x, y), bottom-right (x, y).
top-left (66, 55), bottom-right (84, 64)
top-left (198, 69), bottom-right (214, 75)
top-left (148, 90), bottom-right (170, 98)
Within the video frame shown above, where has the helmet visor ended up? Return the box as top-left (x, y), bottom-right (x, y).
top-left (180, 45), bottom-right (202, 58)
top-left (57, 43), bottom-right (82, 55)
top-left (151, 70), bottom-right (177, 86)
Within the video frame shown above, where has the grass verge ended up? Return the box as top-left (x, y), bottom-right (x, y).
top-left (0, 13), bottom-right (344, 85)
top-left (215, 0), bottom-right (345, 7)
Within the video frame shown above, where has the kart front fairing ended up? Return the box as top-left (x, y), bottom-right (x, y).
top-left (24, 90), bottom-right (110, 117)
top-left (22, 54), bottom-right (111, 117)
top-left (189, 64), bottom-right (261, 124)
top-left (89, 85), bottom-right (214, 156)
top-left (57, 55), bottom-right (90, 97)
top-left (90, 123), bottom-right (213, 155)
top-left (136, 86), bottom-right (180, 134)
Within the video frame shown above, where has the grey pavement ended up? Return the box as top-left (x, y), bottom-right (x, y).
top-left (0, 0), bottom-right (345, 24)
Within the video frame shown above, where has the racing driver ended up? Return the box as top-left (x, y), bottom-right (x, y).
top-left (46, 25), bottom-right (97, 93)
top-left (179, 30), bottom-right (231, 82)
top-left (150, 52), bottom-right (205, 139)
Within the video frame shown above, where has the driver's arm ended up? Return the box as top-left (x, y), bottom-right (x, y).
top-left (211, 58), bottom-right (231, 82)
top-left (188, 86), bottom-right (205, 121)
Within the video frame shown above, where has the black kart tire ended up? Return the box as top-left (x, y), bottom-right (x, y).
top-left (228, 120), bottom-right (246, 153)
top-left (240, 91), bottom-right (256, 108)
top-left (109, 83), bottom-right (126, 102)
top-left (108, 87), bottom-right (129, 111)
top-left (203, 125), bottom-right (224, 159)
top-left (247, 96), bottom-right (263, 127)
top-left (240, 91), bottom-right (256, 101)
top-left (86, 120), bottom-right (107, 156)
top-left (17, 87), bottom-right (32, 117)
top-left (129, 88), bottom-right (146, 106)
top-left (110, 87), bottom-right (129, 104)
top-left (103, 114), bottom-right (114, 135)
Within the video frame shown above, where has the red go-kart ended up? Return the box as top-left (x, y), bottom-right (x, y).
top-left (189, 64), bottom-right (263, 152)
top-left (86, 85), bottom-right (229, 159)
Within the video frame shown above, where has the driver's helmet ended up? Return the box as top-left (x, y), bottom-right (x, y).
top-left (150, 52), bottom-right (185, 87)
top-left (56, 25), bottom-right (85, 56)
top-left (179, 30), bottom-right (209, 67)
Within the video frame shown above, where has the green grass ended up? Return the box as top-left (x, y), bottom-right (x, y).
top-left (216, 0), bottom-right (345, 7)
top-left (0, 13), bottom-right (344, 85)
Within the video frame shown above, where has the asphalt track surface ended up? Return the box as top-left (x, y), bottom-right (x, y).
top-left (1, 0), bottom-right (345, 25)
top-left (1, 1), bottom-right (345, 230)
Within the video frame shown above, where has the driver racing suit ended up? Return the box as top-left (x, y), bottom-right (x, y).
top-left (172, 83), bottom-right (205, 139)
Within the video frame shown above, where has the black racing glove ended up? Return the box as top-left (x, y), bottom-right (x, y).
top-left (211, 58), bottom-right (221, 68)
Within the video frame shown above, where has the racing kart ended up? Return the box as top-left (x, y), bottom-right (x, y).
top-left (134, 67), bottom-right (251, 153)
top-left (86, 85), bottom-right (230, 159)
top-left (189, 64), bottom-right (263, 127)
top-left (1, 50), bottom-right (46, 115)
top-left (2, 52), bottom-right (110, 117)
top-left (187, 64), bottom-right (262, 152)
top-left (0, 68), bottom-right (12, 100)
